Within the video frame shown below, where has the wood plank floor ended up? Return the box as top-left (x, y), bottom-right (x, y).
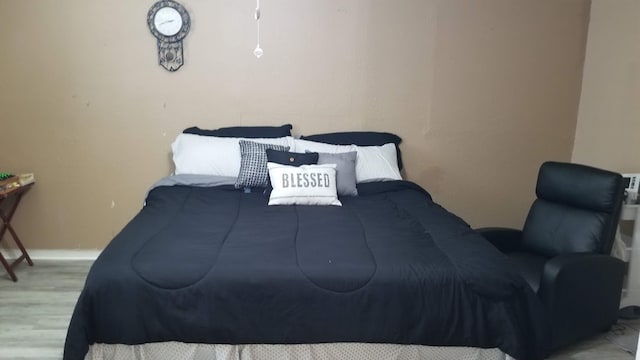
top-left (0, 260), bottom-right (92, 360)
top-left (0, 260), bottom-right (638, 360)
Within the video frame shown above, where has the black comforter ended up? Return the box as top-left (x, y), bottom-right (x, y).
top-left (64, 181), bottom-right (549, 360)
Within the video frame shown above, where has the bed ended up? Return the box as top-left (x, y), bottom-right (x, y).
top-left (63, 126), bottom-right (550, 360)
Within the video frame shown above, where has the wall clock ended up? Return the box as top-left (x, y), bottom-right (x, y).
top-left (147, 0), bottom-right (191, 72)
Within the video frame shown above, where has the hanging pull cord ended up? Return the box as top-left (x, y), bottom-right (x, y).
top-left (253, 0), bottom-right (263, 58)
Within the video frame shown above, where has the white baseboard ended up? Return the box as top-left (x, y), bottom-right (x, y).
top-left (0, 249), bottom-right (101, 261)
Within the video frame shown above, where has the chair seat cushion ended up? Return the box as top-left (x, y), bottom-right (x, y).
top-left (507, 252), bottom-right (548, 294)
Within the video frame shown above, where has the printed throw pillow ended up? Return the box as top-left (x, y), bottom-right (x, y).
top-left (235, 140), bottom-right (289, 188)
top-left (314, 151), bottom-right (358, 196)
top-left (267, 163), bottom-right (342, 206)
top-left (266, 149), bottom-right (319, 167)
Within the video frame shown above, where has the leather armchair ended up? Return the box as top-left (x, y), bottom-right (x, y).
top-left (477, 161), bottom-right (626, 351)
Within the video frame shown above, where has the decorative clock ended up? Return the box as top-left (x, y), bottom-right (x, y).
top-left (147, 0), bottom-right (191, 72)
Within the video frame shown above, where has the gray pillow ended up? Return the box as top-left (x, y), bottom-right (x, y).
top-left (315, 151), bottom-right (358, 196)
top-left (236, 140), bottom-right (289, 188)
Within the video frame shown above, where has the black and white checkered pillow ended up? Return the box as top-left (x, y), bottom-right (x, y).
top-left (235, 140), bottom-right (289, 188)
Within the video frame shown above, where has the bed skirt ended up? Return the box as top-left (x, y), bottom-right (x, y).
top-left (86, 342), bottom-right (516, 360)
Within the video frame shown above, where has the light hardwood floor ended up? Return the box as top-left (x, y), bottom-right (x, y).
top-left (0, 260), bottom-right (638, 360)
top-left (0, 260), bottom-right (91, 360)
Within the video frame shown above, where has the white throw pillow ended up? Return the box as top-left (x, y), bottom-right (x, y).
top-left (293, 138), bottom-right (356, 154)
top-left (171, 134), bottom-right (294, 177)
top-left (355, 143), bottom-right (402, 183)
top-left (267, 163), bottom-right (342, 206)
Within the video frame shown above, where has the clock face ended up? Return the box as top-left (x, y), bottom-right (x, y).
top-left (154, 7), bottom-right (183, 36)
top-left (147, 0), bottom-right (190, 42)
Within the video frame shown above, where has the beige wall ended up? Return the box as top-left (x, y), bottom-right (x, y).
top-left (0, 0), bottom-right (589, 250)
top-left (572, 0), bottom-right (640, 173)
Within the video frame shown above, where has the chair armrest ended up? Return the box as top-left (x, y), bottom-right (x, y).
top-left (539, 253), bottom-right (626, 349)
top-left (474, 227), bottom-right (523, 253)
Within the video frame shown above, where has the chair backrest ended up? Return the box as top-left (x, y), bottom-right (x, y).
top-left (521, 161), bottom-right (624, 257)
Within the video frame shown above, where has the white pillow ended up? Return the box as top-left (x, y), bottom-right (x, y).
top-left (355, 143), bottom-right (402, 183)
top-left (171, 134), bottom-right (294, 177)
top-left (293, 138), bottom-right (356, 154)
top-left (267, 163), bottom-right (342, 206)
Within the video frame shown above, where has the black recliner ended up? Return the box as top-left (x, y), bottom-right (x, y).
top-left (478, 161), bottom-right (626, 351)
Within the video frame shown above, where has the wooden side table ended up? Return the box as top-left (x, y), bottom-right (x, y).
top-left (0, 183), bottom-right (34, 281)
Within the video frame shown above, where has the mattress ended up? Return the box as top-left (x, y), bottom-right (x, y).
top-left (64, 176), bottom-right (549, 360)
top-left (86, 342), bottom-right (516, 360)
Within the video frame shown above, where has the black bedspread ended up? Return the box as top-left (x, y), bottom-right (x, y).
top-left (64, 181), bottom-right (549, 360)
